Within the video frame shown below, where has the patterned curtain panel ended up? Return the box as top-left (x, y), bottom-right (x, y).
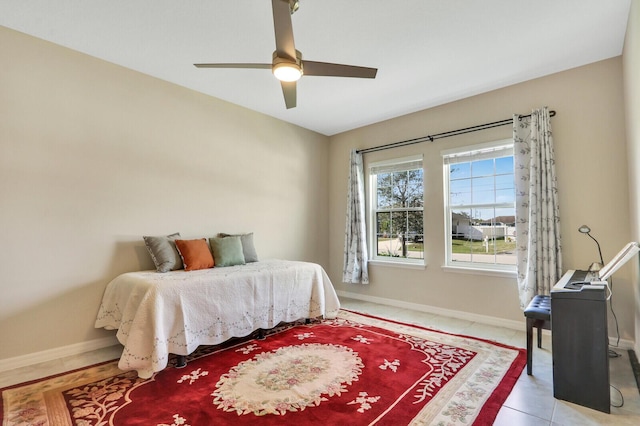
top-left (343, 149), bottom-right (369, 284)
top-left (513, 107), bottom-right (562, 308)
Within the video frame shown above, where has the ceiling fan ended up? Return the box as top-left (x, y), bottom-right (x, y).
top-left (194, 0), bottom-right (377, 109)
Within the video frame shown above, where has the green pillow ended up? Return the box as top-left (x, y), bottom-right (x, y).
top-left (209, 236), bottom-right (246, 267)
top-left (218, 232), bottom-right (259, 263)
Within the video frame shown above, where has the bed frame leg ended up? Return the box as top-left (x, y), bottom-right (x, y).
top-left (175, 355), bottom-right (187, 368)
top-left (258, 329), bottom-right (265, 340)
top-left (305, 318), bottom-right (311, 324)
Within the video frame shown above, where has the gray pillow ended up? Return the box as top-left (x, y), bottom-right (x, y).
top-left (218, 232), bottom-right (259, 263)
top-left (209, 236), bottom-right (246, 267)
top-left (143, 233), bottom-right (184, 272)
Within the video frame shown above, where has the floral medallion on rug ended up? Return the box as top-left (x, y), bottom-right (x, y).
top-left (1, 310), bottom-right (526, 425)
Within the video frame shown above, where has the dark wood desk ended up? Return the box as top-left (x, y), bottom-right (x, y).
top-left (551, 270), bottom-right (610, 413)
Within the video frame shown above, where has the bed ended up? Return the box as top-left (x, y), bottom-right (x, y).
top-left (95, 259), bottom-right (341, 378)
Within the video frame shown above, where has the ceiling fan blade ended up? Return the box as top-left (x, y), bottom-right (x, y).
top-left (281, 80), bottom-right (297, 109)
top-left (303, 61), bottom-right (377, 79)
top-left (271, 0), bottom-right (296, 61)
top-left (194, 63), bottom-right (272, 69)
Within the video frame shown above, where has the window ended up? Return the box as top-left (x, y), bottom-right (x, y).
top-left (369, 155), bottom-right (424, 263)
top-left (442, 140), bottom-right (516, 271)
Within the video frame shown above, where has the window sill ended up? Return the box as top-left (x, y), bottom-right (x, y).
top-left (441, 265), bottom-right (516, 279)
top-left (369, 259), bottom-right (426, 270)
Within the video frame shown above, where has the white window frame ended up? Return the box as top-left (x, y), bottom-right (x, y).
top-left (441, 139), bottom-right (516, 273)
top-left (368, 154), bottom-right (425, 266)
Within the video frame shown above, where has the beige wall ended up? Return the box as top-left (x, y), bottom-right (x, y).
top-left (623, 0), bottom-right (640, 354)
top-left (329, 57), bottom-right (633, 339)
top-left (0, 27), bottom-right (330, 361)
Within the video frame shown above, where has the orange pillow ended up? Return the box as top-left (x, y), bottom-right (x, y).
top-left (174, 239), bottom-right (214, 271)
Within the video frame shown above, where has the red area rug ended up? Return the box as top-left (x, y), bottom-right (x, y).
top-left (1, 310), bottom-right (525, 425)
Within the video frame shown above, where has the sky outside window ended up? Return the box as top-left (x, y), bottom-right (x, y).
top-left (449, 156), bottom-right (514, 220)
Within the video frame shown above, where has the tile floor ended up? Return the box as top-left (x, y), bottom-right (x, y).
top-left (339, 298), bottom-right (640, 425)
top-left (1, 297), bottom-right (639, 425)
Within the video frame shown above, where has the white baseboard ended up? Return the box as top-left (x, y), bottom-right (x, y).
top-left (609, 338), bottom-right (635, 351)
top-left (337, 291), bottom-right (637, 348)
top-left (337, 290), bottom-right (525, 331)
top-left (0, 335), bottom-right (120, 373)
top-left (2, 300), bottom-right (633, 374)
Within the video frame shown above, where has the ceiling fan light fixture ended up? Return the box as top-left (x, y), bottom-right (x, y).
top-left (273, 62), bottom-right (302, 82)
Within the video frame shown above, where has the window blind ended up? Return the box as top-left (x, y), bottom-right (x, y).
top-left (442, 144), bottom-right (513, 165)
top-left (370, 159), bottom-right (423, 175)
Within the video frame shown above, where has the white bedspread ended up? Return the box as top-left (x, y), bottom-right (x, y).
top-left (95, 259), bottom-right (340, 378)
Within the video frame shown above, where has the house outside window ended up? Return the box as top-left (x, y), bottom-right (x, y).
top-left (368, 155), bottom-right (424, 264)
top-left (442, 140), bottom-right (516, 272)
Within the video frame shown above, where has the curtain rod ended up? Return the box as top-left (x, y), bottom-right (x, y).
top-left (356, 110), bottom-right (556, 155)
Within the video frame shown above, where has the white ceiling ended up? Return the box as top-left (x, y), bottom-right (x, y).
top-left (0, 0), bottom-right (632, 136)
